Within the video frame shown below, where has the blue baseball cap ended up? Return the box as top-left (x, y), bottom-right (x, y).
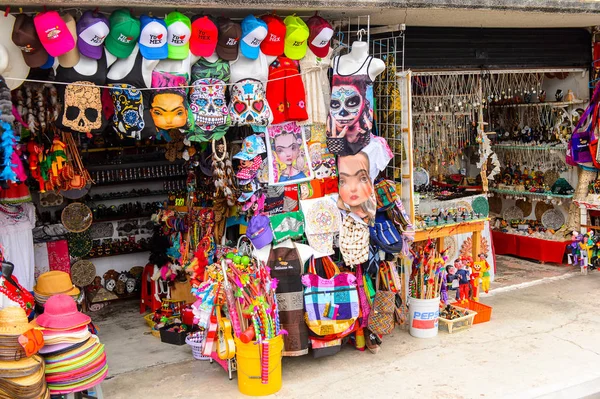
top-left (240, 15), bottom-right (268, 60)
top-left (40, 55), bottom-right (55, 69)
top-left (138, 15), bottom-right (168, 60)
top-left (233, 134), bottom-right (267, 161)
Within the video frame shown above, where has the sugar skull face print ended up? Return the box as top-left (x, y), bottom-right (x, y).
top-left (190, 78), bottom-right (229, 135)
top-left (330, 84), bottom-right (364, 130)
top-left (62, 81), bottom-right (103, 132)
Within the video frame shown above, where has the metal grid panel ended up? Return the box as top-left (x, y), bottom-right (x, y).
top-left (372, 34), bottom-right (405, 181)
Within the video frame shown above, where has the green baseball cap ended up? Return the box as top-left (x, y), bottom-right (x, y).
top-left (283, 15), bottom-right (309, 60)
top-left (166, 11), bottom-right (191, 60)
top-left (105, 9), bottom-right (140, 58)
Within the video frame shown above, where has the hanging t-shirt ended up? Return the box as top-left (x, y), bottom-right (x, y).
top-left (55, 53), bottom-right (108, 134)
top-left (188, 58), bottom-right (231, 142)
top-left (106, 50), bottom-right (157, 140)
top-left (299, 48), bottom-right (332, 126)
top-left (327, 55), bottom-right (375, 156)
top-left (0, 203), bottom-right (36, 291)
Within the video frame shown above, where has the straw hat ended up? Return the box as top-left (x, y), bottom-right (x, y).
top-left (0, 355), bottom-right (43, 379)
top-left (33, 271), bottom-right (80, 297)
top-left (34, 294), bottom-right (90, 330)
top-left (0, 307), bottom-right (33, 336)
top-left (0, 14), bottom-right (30, 90)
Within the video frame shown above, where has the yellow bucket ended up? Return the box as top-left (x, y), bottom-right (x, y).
top-left (235, 335), bottom-right (283, 396)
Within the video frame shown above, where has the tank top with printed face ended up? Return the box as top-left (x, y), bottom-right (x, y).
top-left (106, 51), bottom-right (156, 139)
top-left (55, 53), bottom-right (108, 134)
top-left (188, 58), bottom-right (231, 142)
top-left (328, 55), bottom-right (374, 155)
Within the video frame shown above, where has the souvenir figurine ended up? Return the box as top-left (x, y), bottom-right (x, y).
top-left (456, 259), bottom-right (470, 303)
top-left (446, 264), bottom-right (459, 300)
top-left (477, 253), bottom-right (492, 294)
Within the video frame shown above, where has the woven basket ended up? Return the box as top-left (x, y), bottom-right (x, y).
top-left (61, 203), bottom-right (93, 233)
top-left (185, 331), bottom-right (210, 360)
top-left (70, 260), bottom-right (96, 287)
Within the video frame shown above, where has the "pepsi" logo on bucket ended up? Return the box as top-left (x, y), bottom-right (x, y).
top-left (411, 310), bottom-right (439, 329)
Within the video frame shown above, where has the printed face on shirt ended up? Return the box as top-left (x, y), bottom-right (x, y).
top-left (275, 133), bottom-right (300, 166)
top-left (338, 152), bottom-right (373, 208)
top-left (150, 92), bottom-right (187, 130)
top-left (330, 84), bottom-right (363, 131)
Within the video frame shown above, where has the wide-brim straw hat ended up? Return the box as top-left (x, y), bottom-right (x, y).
top-left (33, 271), bottom-right (80, 297)
top-left (0, 307), bottom-right (34, 337)
top-left (0, 355), bottom-right (43, 379)
top-left (0, 361), bottom-right (46, 399)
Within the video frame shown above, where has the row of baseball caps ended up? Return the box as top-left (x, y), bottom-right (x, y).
top-left (12, 9), bottom-right (334, 69)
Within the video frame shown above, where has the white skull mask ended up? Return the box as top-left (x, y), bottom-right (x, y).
top-left (105, 278), bottom-right (116, 292)
top-left (190, 78), bottom-right (228, 132)
top-left (126, 278), bottom-right (136, 294)
top-left (62, 81), bottom-right (102, 132)
top-left (118, 273), bottom-right (129, 283)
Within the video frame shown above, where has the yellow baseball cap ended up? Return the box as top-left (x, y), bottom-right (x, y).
top-left (283, 15), bottom-right (309, 60)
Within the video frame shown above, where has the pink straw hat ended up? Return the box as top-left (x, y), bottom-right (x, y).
top-left (34, 294), bottom-right (90, 330)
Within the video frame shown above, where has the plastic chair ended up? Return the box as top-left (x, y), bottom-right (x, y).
top-left (140, 263), bottom-right (161, 314)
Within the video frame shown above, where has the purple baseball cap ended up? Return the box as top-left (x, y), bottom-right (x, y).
top-left (246, 215), bottom-right (273, 249)
top-left (77, 10), bottom-right (110, 60)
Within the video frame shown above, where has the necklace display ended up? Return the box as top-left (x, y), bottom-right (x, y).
top-left (0, 203), bottom-right (25, 221)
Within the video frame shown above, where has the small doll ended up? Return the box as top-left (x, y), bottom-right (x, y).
top-left (456, 258), bottom-right (470, 303)
top-left (477, 253), bottom-right (492, 294)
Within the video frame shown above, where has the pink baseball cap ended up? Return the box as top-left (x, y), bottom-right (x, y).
top-left (34, 11), bottom-right (75, 57)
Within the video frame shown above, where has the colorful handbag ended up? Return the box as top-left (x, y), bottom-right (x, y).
top-left (374, 179), bottom-right (398, 211)
top-left (302, 272), bottom-right (359, 338)
top-left (367, 269), bottom-right (396, 335)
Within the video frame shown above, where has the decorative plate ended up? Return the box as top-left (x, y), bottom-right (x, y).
top-left (67, 232), bottom-right (92, 258)
top-left (472, 196), bottom-right (490, 217)
top-left (413, 167), bottom-right (430, 187)
top-left (443, 236), bottom-right (457, 260)
top-left (503, 205), bottom-right (524, 221)
top-left (88, 222), bottom-right (113, 239)
top-left (61, 203), bottom-right (93, 233)
top-left (456, 201), bottom-right (473, 213)
top-left (541, 208), bottom-right (565, 230)
top-left (534, 202), bottom-right (553, 221)
top-left (60, 183), bottom-right (91, 200)
top-left (71, 260), bottom-right (96, 287)
top-left (488, 196), bottom-right (503, 215)
top-left (39, 191), bottom-right (63, 207)
top-left (515, 199), bottom-right (532, 217)
top-left (544, 169), bottom-right (560, 188)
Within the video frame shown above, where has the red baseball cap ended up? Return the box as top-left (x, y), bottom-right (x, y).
top-left (260, 14), bottom-right (285, 56)
top-left (306, 16), bottom-right (333, 58)
top-left (190, 15), bottom-right (218, 57)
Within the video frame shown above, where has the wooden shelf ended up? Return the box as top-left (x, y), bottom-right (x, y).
top-left (84, 249), bottom-right (150, 260)
top-left (414, 219), bottom-right (487, 241)
top-left (488, 100), bottom-right (586, 108)
top-left (491, 144), bottom-right (567, 151)
top-left (490, 188), bottom-right (573, 199)
top-left (92, 215), bottom-right (152, 224)
top-left (93, 175), bottom-right (186, 186)
top-left (582, 225), bottom-right (600, 231)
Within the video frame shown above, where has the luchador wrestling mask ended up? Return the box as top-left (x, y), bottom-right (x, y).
top-left (190, 78), bottom-right (229, 132)
top-left (62, 81), bottom-right (102, 132)
top-left (109, 84), bottom-right (145, 137)
top-left (330, 84), bottom-right (363, 127)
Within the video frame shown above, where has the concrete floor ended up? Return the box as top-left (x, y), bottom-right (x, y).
top-left (94, 256), bottom-right (600, 399)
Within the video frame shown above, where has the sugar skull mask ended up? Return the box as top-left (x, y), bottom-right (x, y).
top-left (62, 81), bottom-right (102, 132)
top-left (189, 78), bottom-right (229, 139)
top-left (229, 79), bottom-right (273, 127)
top-left (108, 84), bottom-right (145, 138)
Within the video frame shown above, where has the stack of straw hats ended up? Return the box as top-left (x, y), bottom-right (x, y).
top-left (0, 307), bottom-right (48, 398)
top-left (34, 295), bottom-right (107, 395)
top-left (33, 271), bottom-right (80, 308)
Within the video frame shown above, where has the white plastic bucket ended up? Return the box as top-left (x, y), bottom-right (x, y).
top-left (408, 297), bottom-right (440, 338)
